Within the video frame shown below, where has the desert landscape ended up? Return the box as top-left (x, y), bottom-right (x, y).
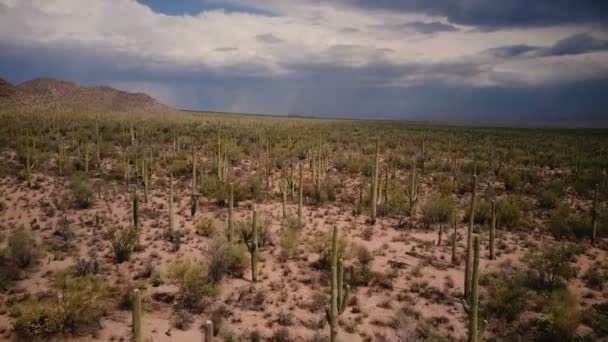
top-left (0, 77), bottom-right (606, 342)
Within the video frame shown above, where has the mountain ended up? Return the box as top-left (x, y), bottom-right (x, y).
top-left (0, 77), bottom-right (172, 112)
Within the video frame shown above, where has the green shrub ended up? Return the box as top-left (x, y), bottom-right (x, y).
top-left (483, 271), bottom-right (528, 322)
top-left (549, 205), bottom-right (571, 240)
top-left (496, 196), bottom-right (526, 229)
top-left (279, 229), bottom-right (299, 260)
top-left (9, 230), bottom-right (37, 269)
top-left (421, 195), bottom-right (455, 228)
top-left (546, 289), bottom-right (581, 340)
top-left (70, 173), bottom-right (94, 209)
top-left (538, 190), bottom-right (559, 209)
top-left (501, 168), bottom-right (523, 192)
top-left (195, 216), bottom-right (217, 237)
top-left (207, 237), bottom-right (247, 283)
top-left (13, 275), bottom-right (110, 337)
top-left (168, 258), bottom-right (216, 311)
top-left (523, 244), bottom-right (576, 291)
top-left (312, 230), bottom-right (349, 271)
top-left (110, 226), bottom-right (139, 263)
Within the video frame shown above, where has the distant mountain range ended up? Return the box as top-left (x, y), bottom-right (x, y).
top-left (0, 77), bottom-right (172, 113)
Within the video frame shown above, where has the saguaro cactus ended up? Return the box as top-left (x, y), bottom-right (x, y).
top-left (282, 172), bottom-right (288, 219)
top-left (464, 174), bottom-right (477, 301)
top-left (132, 188), bottom-right (139, 228)
top-left (168, 173), bottom-right (174, 234)
top-left (325, 225), bottom-right (350, 342)
top-left (228, 182), bottom-right (234, 242)
top-left (592, 184), bottom-right (599, 245)
top-left (245, 208), bottom-right (259, 283)
top-left (205, 320), bottom-right (213, 342)
top-left (451, 213), bottom-right (458, 265)
top-left (489, 200), bottom-right (496, 260)
top-left (462, 234), bottom-right (486, 342)
top-left (298, 163), bottom-right (304, 226)
top-left (132, 289), bottom-right (142, 342)
top-left (405, 165), bottom-right (420, 228)
top-left (370, 139), bottom-right (380, 224)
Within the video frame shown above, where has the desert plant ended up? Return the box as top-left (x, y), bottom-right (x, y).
top-left (523, 244), bottom-right (576, 291)
top-left (196, 216), bottom-right (217, 237)
top-left (207, 236), bottom-right (246, 283)
top-left (325, 226), bottom-right (350, 342)
top-left (110, 226), bottom-right (139, 263)
top-left (168, 258), bottom-right (215, 311)
top-left (8, 229), bottom-right (37, 269)
top-left (421, 195), bottom-right (455, 228)
top-left (70, 173), bottom-right (94, 209)
top-left (13, 275), bottom-right (110, 337)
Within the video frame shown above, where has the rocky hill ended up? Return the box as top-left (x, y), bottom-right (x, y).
top-left (0, 77), bottom-right (172, 112)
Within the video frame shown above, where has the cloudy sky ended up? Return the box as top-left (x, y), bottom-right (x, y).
top-left (1, 0), bottom-right (607, 124)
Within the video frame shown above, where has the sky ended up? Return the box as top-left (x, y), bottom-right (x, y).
top-left (0, 0), bottom-right (607, 124)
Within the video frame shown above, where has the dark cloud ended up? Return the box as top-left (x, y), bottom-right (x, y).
top-left (372, 21), bottom-right (459, 34)
top-left (1, 42), bottom-right (607, 125)
top-left (486, 33), bottom-right (608, 59)
top-left (484, 44), bottom-right (538, 58)
top-left (539, 33), bottom-right (608, 56)
top-left (314, 0), bottom-right (608, 28)
top-left (255, 33), bottom-right (283, 44)
top-left (215, 46), bottom-right (238, 52)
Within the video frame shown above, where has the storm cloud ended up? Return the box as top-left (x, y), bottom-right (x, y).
top-left (0, 0), bottom-right (607, 125)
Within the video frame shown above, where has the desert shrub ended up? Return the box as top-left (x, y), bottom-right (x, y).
top-left (583, 268), bottom-right (607, 291)
top-left (582, 302), bottom-right (608, 338)
top-left (483, 271), bottom-right (528, 322)
top-left (74, 257), bottom-right (99, 277)
top-left (169, 158), bottom-right (190, 176)
top-left (463, 199), bottom-right (492, 225)
top-left (382, 179), bottom-right (410, 216)
top-left (0, 251), bottom-right (19, 291)
top-left (13, 275), bottom-right (110, 337)
top-left (549, 205), bottom-right (596, 241)
top-left (238, 216), bottom-right (271, 249)
top-left (195, 216), bottom-right (217, 237)
top-left (70, 173), bottom-right (94, 209)
top-left (523, 244), bottom-right (576, 291)
top-left (9, 229), bottom-right (37, 269)
top-left (538, 190), bottom-right (559, 209)
top-left (110, 226), bottom-right (139, 263)
top-left (549, 205), bottom-right (571, 240)
top-left (279, 229), bottom-right (299, 260)
top-left (421, 195), bottom-right (455, 228)
top-left (501, 168), bottom-right (523, 192)
top-left (207, 236), bottom-right (247, 283)
top-left (546, 289), bottom-right (581, 341)
top-left (312, 230), bottom-right (348, 271)
top-left (351, 243), bottom-right (373, 266)
top-left (168, 258), bottom-right (216, 311)
top-left (308, 177), bottom-right (338, 205)
top-left (496, 196), bottom-right (527, 229)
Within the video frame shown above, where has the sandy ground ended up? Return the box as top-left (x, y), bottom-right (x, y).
top-left (0, 165), bottom-right (606, 341)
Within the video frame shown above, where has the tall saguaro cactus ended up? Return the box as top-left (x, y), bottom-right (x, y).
top-left (464, 174), bottom-right (477, 302)
top-left (205, 320), bottom-right (213, 342)
top-left (132, 289), bottom-right (142, 342)
top-left (298, 163), bottom-right (304, 226)
top-left (228, 182), bottom-right (234, 242)
top-left (325, 225), bottom-right (350, 342)
top-left (370, 139), bottom-right (380, 224)
top-left (168, 173), bottom-right (175, 234)
top-left (132, 188), bottom-right (139, 228)
top-left (451, 212), bottom-right (458, 265)
top-left (489, 200), bottom-right (496, 260)
top-left (405, 165), bottom-right (420, 228)
top-left (592, 184), bottom-right (599, 245)
top-left (245, 208), bottom-right (259, 283)
top-left (462, 234), bottom-right (486, 342)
